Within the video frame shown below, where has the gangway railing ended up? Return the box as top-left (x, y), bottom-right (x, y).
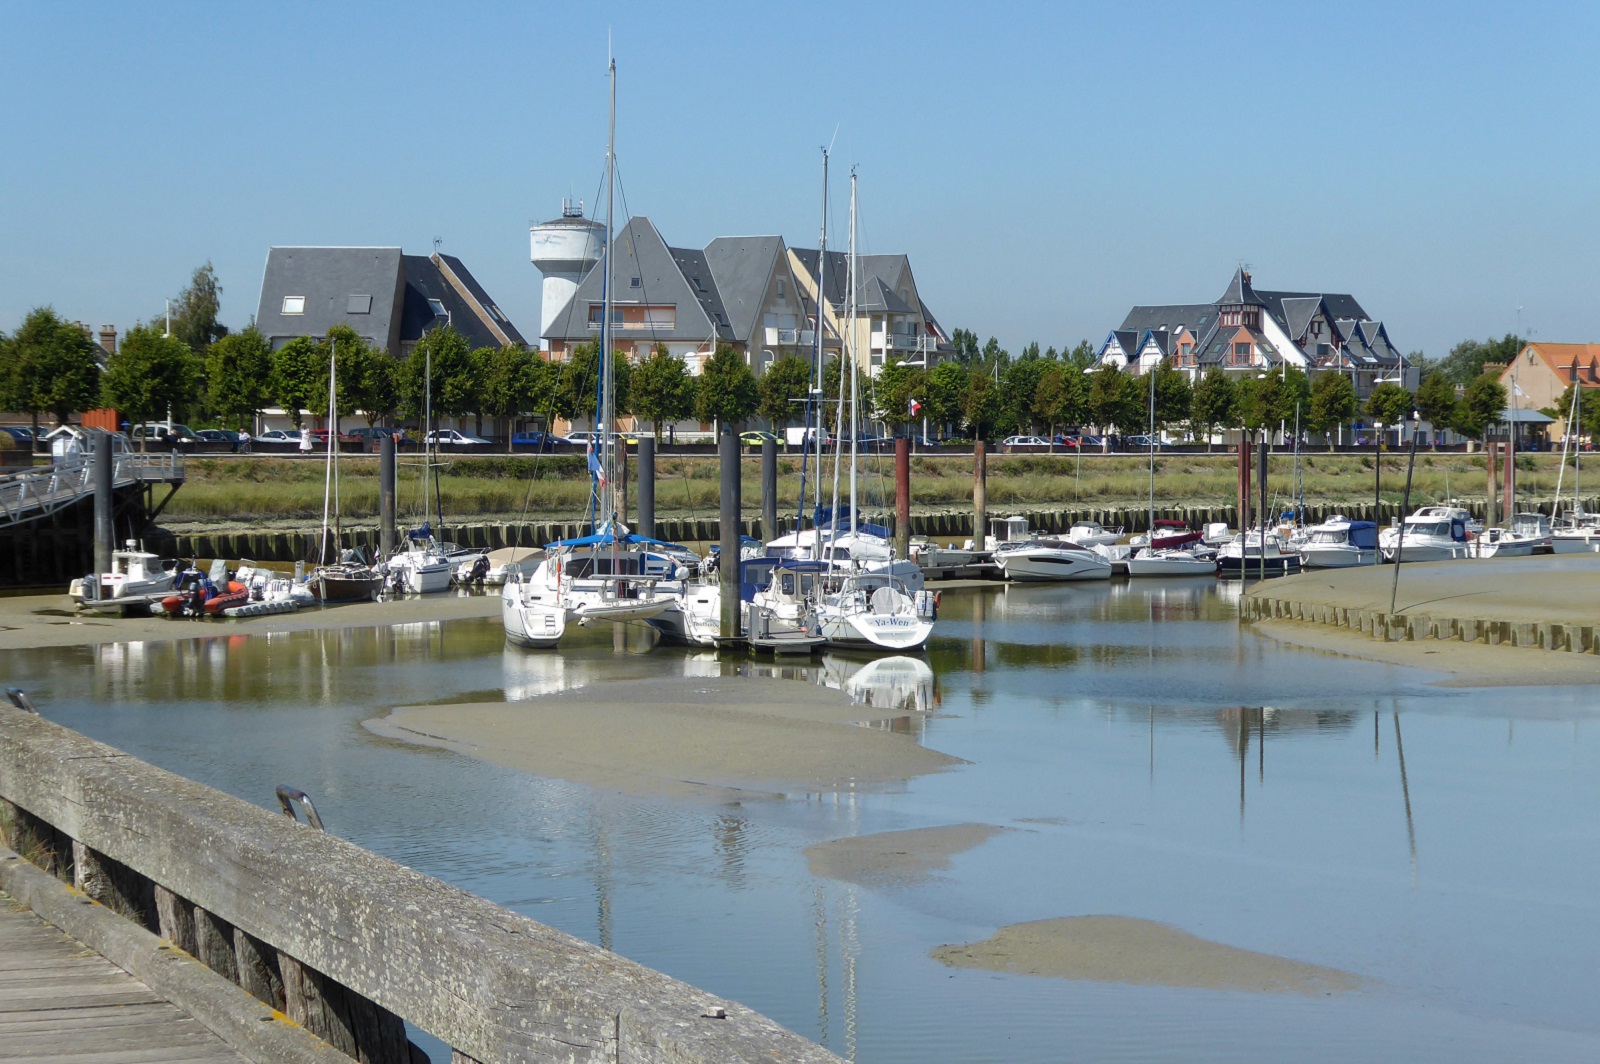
top-left (0, 453), bottom-right (184, 529)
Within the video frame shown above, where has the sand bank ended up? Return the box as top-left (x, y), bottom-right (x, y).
top-left (0, 592), bottom-right (500, 651)
top-left (1244, 554), bottom-right (1600, 686)
top-left (805, 824), bottom-right (1008, 890)
top-left (368, 677), bottom-right (964, 801)
top-left (933, 916), bottom-right (1360, 995)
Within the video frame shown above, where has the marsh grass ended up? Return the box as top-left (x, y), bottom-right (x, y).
top-left (166, 451), bottom-right (1579, 525)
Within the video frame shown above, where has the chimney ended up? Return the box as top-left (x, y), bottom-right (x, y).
top-left (97, 325), bottom-right (117, 356)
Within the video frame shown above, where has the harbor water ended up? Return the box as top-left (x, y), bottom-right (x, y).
top-left (3, 581), bottom-right (1597, 1062)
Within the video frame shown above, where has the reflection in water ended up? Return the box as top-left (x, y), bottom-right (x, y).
top-left (1394, 711), bottom-right (1418, 878)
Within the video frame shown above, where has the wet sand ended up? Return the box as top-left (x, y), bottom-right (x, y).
top-left (0, 592), bottom-right (500, 651)
top-left (805, 824), bottom-right (1009, 890)
top-left (368, 677), bottom-right (965, 800)
top-left (933, 916), bottom-right (1361, 995)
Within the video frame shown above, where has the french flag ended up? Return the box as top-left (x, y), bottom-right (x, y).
top-left (587, 441), bottom-right (608, 488)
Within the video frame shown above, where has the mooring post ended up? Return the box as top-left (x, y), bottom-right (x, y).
top-left (637, 435), bottom-right (655, 541)
top-left (1485, 440), bottom-right (1499, 528)
top-left (1237, 436), bottom-right (1250, 535)
top-left (379, 433), bottom-right (396, 558)
top-left (1257, 436), bottom-right (1268, 583)
top-left (719, 425), bottom-right (741, 640)
top-left (92, 431), bottom-right (114, 576)
top-left (1390, 412), bottom-right (1421, 614)
top-left (895, 435), bottom-right (911, 559)
top-left (760, 437), bottom-right (777, 542)
top-left (973, 439), bottom-right (987, 547)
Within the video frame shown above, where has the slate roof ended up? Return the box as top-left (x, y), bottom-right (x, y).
top-left (1195, 326), bottom-right (1279, 367)
top-left (255, 247), bottom-right (525, 354)
top-left (1117, 303), bottom-right (1216, 340)
top-left (703, 236), bottom-right (784, 343)
top-left (434, 253), bottom-right (528, 346)
top-left (790, 249), bottom-right (917, 313)
top-left (1217, 267), bottom-right (1268, 307)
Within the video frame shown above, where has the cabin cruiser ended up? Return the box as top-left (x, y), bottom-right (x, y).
top-left (385, 525), bottom-right (454, 594)
top-left (1125, 546), bottom-right (1218, 577)
top-left (1297, 517), bottom-right (1378, 568)
top-left (1379, 509), bottom-right (1471, 563)
top-left (1065, 521), bottom-right (1122, 547)
top-left (994, 538), bottom-right (1114, 581)
top-left (1217, 530), bottom-right (1302, 575)
top-left (72, 543), bottom-right (182, 610)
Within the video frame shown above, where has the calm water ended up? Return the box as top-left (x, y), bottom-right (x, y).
top-left (4, 582), bottom-right (1599, 1063)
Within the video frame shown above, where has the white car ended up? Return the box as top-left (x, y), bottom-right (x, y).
top-left (256, 429), bottom-right (303, 443)
top-left (1002, 435), bottom-right (1052, 451)
top-left (424, 429), bottom-right (492, 446)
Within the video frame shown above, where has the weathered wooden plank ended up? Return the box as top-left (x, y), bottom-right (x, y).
top-left (193, 907), bottom-right (238, 984)
top-left (0, 706), bottom-right (846, 1064)
top-left (156, 884), bottom-right (198, 954)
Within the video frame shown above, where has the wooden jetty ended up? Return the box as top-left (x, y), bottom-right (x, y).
top-left (0, 700), bottom-right (844, 1064)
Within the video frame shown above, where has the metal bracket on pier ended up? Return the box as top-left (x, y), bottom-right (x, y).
top-left (274, 785), bottom-right (325, 831)
top-left (5, 689), bottom-right (39, 714)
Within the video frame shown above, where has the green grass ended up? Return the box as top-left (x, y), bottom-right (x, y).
top-left (163, 450), bottom-right (1588, 526)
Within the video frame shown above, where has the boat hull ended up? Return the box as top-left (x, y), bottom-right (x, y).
top-left (1299, 546), bottom-right (1376, 568)
top-left (1126, 551), bottom-right (1218, 577)
top-left (998, 548), bottom-right (1113, 582)
top-left (501, 587), bottom-right (567, 649)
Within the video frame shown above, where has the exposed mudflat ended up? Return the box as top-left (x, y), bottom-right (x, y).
top-left (804, 823), bottom-right (1009, 890)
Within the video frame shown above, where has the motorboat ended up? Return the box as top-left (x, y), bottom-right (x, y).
top-left (1471, 527), bottom-right (1538, 559)
top-left (1129, 518), bottom-right (1203, 551)
top-left (1297, 517), bottom-right (1378, 568)
top-left (1552, 509), bottom-right (1600, 554)
top-left (1217, 531), bottom-right (1302, 575)
top-left (994, 538), bottom-right (1114, 581)
top-left (1125, 547), bottom-right (1218, 577)
top-left (385, 526), bottom-right (454, 594)
top-left (1378, 509), bottom-right (1471, 563)
top-left (73, 543), bottom-right (182, 611)
top-left (767, 523), bottom-right (925, 592)
top-left (908, 536), bottom-right (979, 571)
top-left (1065, 521), bottom-right (1122, 548)
top-left (1201, 522), bottom-right (1235, 548)
top-left (1510, 512), bottom-right (1554, 553)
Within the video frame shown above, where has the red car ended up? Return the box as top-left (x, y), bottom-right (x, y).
top-left (309, 429), bottom-right (361, 444)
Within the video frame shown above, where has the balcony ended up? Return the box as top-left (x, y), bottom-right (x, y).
top-left (871, 331), bottom-right (932, 353)
top-left (763, 327), bottom-right (815, 346)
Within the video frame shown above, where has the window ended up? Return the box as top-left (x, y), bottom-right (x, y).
top-left (427, 298), bottom-right (448, 319)
top-left (346, 295), bottom-right (372, 314)
top-left (630, 277), bottom-right (642, 288)
top-left (777, 278), bottom-right (785, 299)
top-left (282, 296), bottom-right (305, 315)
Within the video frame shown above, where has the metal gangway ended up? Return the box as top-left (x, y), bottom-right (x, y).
top-left (0, 452), bottom-right (185, 529)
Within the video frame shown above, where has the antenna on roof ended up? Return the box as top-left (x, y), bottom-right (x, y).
top-left (433, 236), bottom-right (443, 257)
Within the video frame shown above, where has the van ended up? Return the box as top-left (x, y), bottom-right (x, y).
top-left (130, 423), bottom-right (200, 448)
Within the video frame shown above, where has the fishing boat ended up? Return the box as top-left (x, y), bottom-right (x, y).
top-left (73, 542), bottom-right (183, 612)
top-left (502, 60), bottom-right (695, 650)
top-left (1297, 517), bottom-right (1378, 568)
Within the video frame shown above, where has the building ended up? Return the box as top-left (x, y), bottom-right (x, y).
top-left (1494, 343), bottom-right (1600, 440)
top-left (787, 248), bottom-right (948, 378)
top-left (255, 247), bottom-right (526, 357)
top-left (1097, 268), bottom-right (1412, 397)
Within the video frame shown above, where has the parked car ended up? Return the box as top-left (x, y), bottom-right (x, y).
top-left (130, 423), bottom-right (201, 448)
top-left (256, 429), bottom-right (303, 444)
top-left (1001, 434), bottom-right (1051, 452)
top-left (565, 430), bottom-right (626, 448)
top-left (310, 428), bottom-right (362, 445)
top-left (739, 430), bottom-right (779, 446)
top-left (0, 426), bottom-right (34, 446)
top-left (195, 429), bottom-right (248, 452)
top-left (511, 431), bottom-right (570, 448)
top-left (1056, 434), bottom-right (1103, 449)
top-left (423, 429), bottom-right (492, 446)
top-left (1124, 434), bottom-right (1168, 449)
top-left (347, 426), bottom-right (413, 449)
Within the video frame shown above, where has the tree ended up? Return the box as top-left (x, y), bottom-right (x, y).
top-left (926, 361), bottom-right (969, 437)
top-left (948, 328), bottom-right (980, 366)
top-left (1414, 372), bottom-right (1460, 446)
top-left (479, 345), bottom-right (551, 447)
top-left (355, 344), bottom-right (402, 427)
top-left (401, 326), bottom-right (481, 426)
top-left (1306, 372), bottom-right (1357, 440)
top-left (1190, 369), bottom-right (1237, 450)
top-left (102, 324), bottom-right (202, 439)
top-left (306, 325), bottom-right (377, 423)
top-left (962, 371), bottom-right (1000, 440)
top-left (694, 344), bottom-right (758, 427)
top-left (875, 358), bottom-right (927, 432)
top-left (4, 307), bottom-right (102, 430)
top-left (632, 345), bottom-right (697, 440)
top-left (1087, 365), bottom-right (1141, 435)
top-left (1434, 334), bottom-right (1521, 386)
top-left (1554, 382), bottom-right (1600, 444)
top-left (757, 353), bottom-right (811, 436)
top-left (268, 337), bottom-right (322, 429)
top-left (160, 262), bottom-right (229, 353)
top-left (205, 326), bottom-right (272, 431)
top-left (998, 356), bottom-right (1047, 434)
top-left (1065, 340), bottom-right (1097, 370)
top-left (1455, 373), bottom-right (1507, 440)
top-left (1034, 362), bottom-right (1086, 441)
top-left (1364, 382), bottom-right (1414, 439)
top-left (1150, 362), bottom-right (1192, 435)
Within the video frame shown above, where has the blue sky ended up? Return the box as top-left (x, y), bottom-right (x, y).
top-left (4, 1), bottom-right (1598, 360)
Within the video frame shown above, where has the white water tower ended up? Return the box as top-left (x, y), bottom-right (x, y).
top-left (529, 200), bottom-right (604, 350)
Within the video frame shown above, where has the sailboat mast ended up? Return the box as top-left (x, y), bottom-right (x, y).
top-left (1147, 366), bottom-right (1155, 535)
top-left (847, 168), bottom-right (858, 542)
top-left (811, 150), bottom-right (829, 523)
top-left (601, 58), bottom-right (617, 524)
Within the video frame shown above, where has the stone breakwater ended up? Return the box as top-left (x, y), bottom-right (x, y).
top-left (1241, 554), bottom-right (1600, 655)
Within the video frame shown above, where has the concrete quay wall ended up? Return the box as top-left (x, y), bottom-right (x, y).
top-left (1241, 555), bottom-right (1600, 654)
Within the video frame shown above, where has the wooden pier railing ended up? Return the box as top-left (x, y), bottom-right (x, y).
top-left (0, 700), bottom-right (842, 1064)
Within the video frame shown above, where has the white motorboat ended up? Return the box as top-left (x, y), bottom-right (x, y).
top-left (1128, 519), bottom-right (1205, 551)
top-left (1379, 509), bottom-right (1471, 563)
top-left (995, 538), bottom-right (1114, 581)
top-left (1510, 512), bottom-right (1554, 553)
top-left (73, 543), bottom-right (181, 608)
top-left (1065, 521), bottom-right (1122, 548)
top-left (1471, 527), bottom-right (1538, 558)
top-left (766, 525), bottom-right (925, 592)
top-left (908, 536), bottom-right (978, 571)
top-left (386, 529), bottom-right (453, 594)
top-left (1297, 517), bottom-right (1379, 568)
top-left (1125, 547), bottom-right (1218, 577)
top-left (1217, 531), bottom-right (1302, 575)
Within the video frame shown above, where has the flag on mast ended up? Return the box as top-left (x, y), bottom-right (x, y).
top-left (909, 398), bottom-right (922, 417)
top-left (587, 441), bottom-right (608, 488)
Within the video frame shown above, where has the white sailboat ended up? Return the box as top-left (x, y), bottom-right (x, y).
top-left (1552, 385), bottom-right (1600, 552)
top-left (502, 60), bottom-right (688, 649)
top-left (1127, 367), bottom-right (1216, 577)
top-left (387, 355), bottom-right (453, 594)
top-left (306, 336), bottom-right (383, 603)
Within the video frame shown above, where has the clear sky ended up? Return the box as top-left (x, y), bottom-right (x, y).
top-left (4, 1), bottom-right (1598, 361)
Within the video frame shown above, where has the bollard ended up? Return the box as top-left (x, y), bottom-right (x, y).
top-left (92, 431), bottom-right (114, 576)
top-left (379, 434), bottom-right (396, 558)
top-left (894, 436), bottom-right (911, 560)
top-left (760, 438), bottom-right (777, 544)
top-left (719, 426), bottom-right (741, 641)
top-left (637, 435), bottom-right (655, 541)
top-left (973, 440), bottom-right (987, 548)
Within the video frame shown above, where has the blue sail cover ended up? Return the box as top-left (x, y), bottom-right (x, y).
top-left (543, 525), bottom-right (690, 552)
top-left (406, 522), bottom-right (433, 541)
top-left (811, 504), bottom-right (890, 539)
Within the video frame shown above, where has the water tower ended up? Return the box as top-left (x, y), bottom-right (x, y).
top-left (529, 200), bottom-right (605, 350)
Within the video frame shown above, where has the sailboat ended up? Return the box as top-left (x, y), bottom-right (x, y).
top-left (1127, 368), bottom-right (1216, 577)
top-left (792, 170), bottom-right (935, 651)
top-left (305, 336), bottom-right (383, 603)
top-left (385, 341), bottom-right (453, 593)
top-left (502, 59), bottom-right (691, 649)
top-left (1552, 384), bottom-right (1600, 552)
